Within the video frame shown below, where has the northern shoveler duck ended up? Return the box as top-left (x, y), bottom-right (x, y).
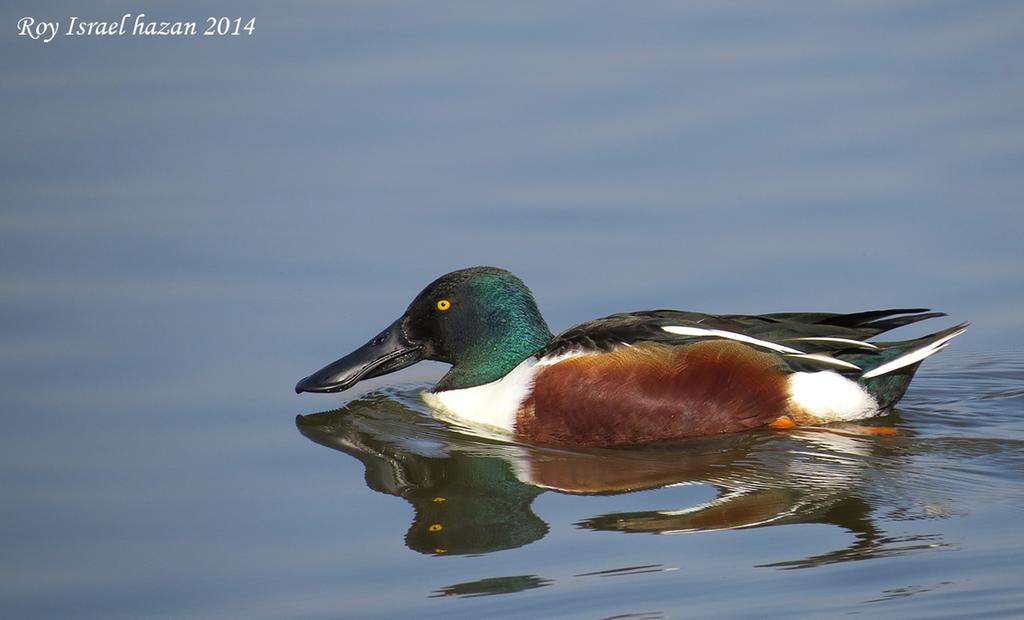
top-left (296, 267), bottom-right (967, 446)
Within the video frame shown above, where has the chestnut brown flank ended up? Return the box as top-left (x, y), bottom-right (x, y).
top-left (517, 341), bottom-right (790, 446)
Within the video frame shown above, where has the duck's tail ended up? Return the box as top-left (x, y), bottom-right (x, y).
top-left (843, 322), bottom-right (968, 408)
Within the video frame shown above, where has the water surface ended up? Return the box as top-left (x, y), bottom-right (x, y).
top-left (290, 355), bottom-right (1024, 618)
top-left (2, 1), bottom-right (1023, 618)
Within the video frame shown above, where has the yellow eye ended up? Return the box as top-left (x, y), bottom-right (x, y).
top-left (436, 299), bottom-right (451, 311)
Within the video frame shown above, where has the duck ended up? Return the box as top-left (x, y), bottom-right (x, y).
top-left (295, 266), bottom-right (967, 447)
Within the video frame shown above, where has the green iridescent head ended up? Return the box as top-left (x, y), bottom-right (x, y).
top-left (296, 267), bottom-right (554, 394)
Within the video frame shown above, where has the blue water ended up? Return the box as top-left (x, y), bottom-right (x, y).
top-left (2, 1), bottom-right (1023, 618)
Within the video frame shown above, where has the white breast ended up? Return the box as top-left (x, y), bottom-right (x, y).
top-left (421, 357), bottom-right (539, 435)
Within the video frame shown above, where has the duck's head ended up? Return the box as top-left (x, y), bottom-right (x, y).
top-left (296, 267), bottom-right (553, 394)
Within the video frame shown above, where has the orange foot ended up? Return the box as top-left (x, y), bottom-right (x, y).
top-left (769, 416), bottom-right (899, 436)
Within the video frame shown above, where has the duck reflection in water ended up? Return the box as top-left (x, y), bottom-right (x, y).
top-left (296, 386), bottom-right (947, 564)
